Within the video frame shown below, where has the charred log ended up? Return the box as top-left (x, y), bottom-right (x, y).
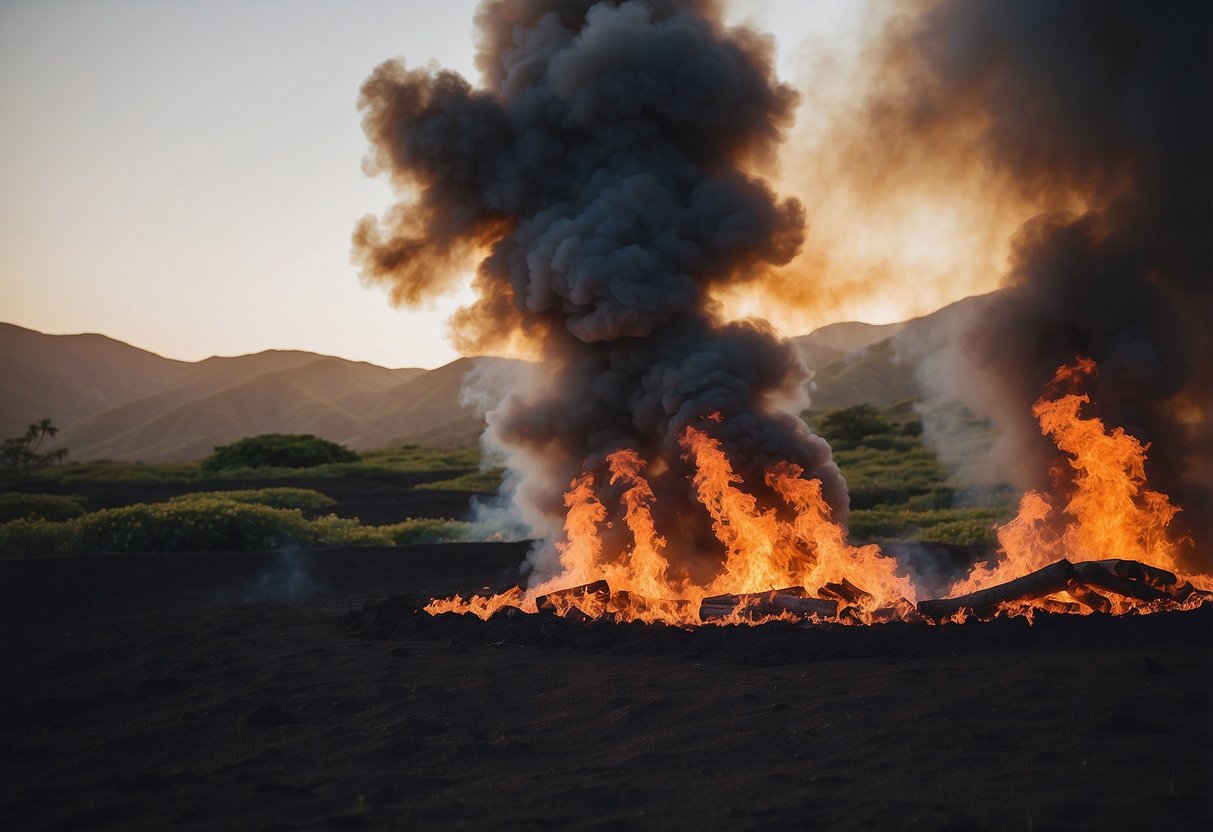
top-left (818, 578), bottom-right (873, 605)
top-left (917, 560), bottom-right (1076, 619)
top-left (1030, 598), bottom-right (1086, 616)
top-left (870, 598), bottom-right (921, 624)
top-left (1065, 580), bottom-right (1113, 614)
top-left (1071, 562), bottom-right (1168, 603)
top-left (535, 580), bottom-right (611, 618)
top-left (1084, 559), bottom-right (1178, 590)
top-left (699, 587), bottom-right (837, 622)
top-left (608, 591), bottom-right (693, 619)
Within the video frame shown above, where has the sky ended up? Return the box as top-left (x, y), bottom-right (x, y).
top-left (0, 0), bottom-right (926, 370)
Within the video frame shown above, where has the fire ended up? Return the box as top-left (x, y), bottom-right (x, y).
top-left (427, 358), bottom-right (1211, 626)
top-left (949, 358), bottom-right (1211, 615)
top-left (430, 423), bottom-right (916, 625)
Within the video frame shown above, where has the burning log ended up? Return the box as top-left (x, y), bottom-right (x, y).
top-left (1085, 559), bottom-right (1178, 591)
top-left (699, 587), bottom-right (837, 622)
top-left (817, 578), bottom-right (873, 606)
top-left (1071, 562), bottom-right (1168, 603)
top-left (1078, 559), bottom-right (1204, 602)
top-left (535, 580), bottom-right (611, 618)
top-left (608, 591), bottom-right (693, 620)
top-left (870, 598), bottom-right (922, 624)
top-left (1030, 598), bottom-right (1086, 615)
top-left (917, 560), bottom-right (1076, 619)
top-left (1064, 580), bottom-right (1113, 614)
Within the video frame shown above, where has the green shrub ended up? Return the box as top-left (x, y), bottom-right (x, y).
top-left (0, 492), bottom-right (88, 522)
top-left (201, 434), bottom-right (358, 473)
top-left (359, 445), bottom-right (482, 471)
top-left (417, 468), bottom-right (503, 492)
top-left (920, 519), bottom-right (1000, 547)
top-left (819, 404), bottom-right (895, 444)
top-left (845, 506), bottom-right (1009, 547)
top-left (853, 434), bottom-right (919, 453)
top-left (0, 518), bottom-right (78, 557)
top-left (55, 461), bottom-right (201, 482)
top-left (72, 497), bottom-right (319, 553)
top-left (307, 514), bottom-right (395, 547)
top-left (169, 487), bottom-right (335, 512)
top-left (902, 489), bottom-right (957, 512)
top-left (384, 518), bottom-right (472, 544)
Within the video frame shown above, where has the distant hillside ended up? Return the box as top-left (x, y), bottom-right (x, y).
top-left (0, 323), bottom-right (186, 435)
top-left (795, 320), bottom-right (908, 355)
top-left (363, 357), bottom-right (516, 450)
top-left (2, 323), bottom-right (440, 462)
top-left (807, 295), bottom-right (992, 411)
top-left (68, 356), bottom-right (425, 461)
top-left (793, 341), bottom-right (848, 374)
top-left (3, 298), bottom-right (992, 461)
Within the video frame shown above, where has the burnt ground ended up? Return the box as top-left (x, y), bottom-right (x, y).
top-left (2, 482), bottom-right (1212, 830)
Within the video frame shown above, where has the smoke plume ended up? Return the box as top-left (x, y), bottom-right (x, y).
top-left (861, 0), bottom-right (1213, 564)
top-left (354, 0), bottom-right (843, 581)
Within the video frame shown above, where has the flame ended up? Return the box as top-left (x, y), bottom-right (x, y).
top-left (427, 358), bottom-right (1210, 626)
top-left (427, 425), bottom-right (914, 625)
top-left (949, 357), bottom-right (1211, 614)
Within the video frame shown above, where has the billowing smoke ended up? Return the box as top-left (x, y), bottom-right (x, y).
top-left (353, 0), bottom-right (844, 582)
top-left (863, 0), bottom-right (1213, 564)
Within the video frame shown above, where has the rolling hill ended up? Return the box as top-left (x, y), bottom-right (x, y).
top-left (2, 296), bottom-right (989, 462)
top-left (0, 323), bottom-right (187, 434)
top-left (801, 295), bottom-right (991, 411)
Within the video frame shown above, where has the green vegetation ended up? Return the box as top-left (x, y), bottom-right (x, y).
top-left (0, 443), bottom-right (486, 488)
top-left (0, 399), bottom-right (1018, 555)
top-left (168, 487), bottom-right (336, 512)
top-left (2, 418), bottom-right (68, 474)
top-left (202, 434), bottom-right (359, 473)
top-left (360, 444), bottom-right (480, 471)
top-left (846, 506), bottom-right (1010, 547)
top-left (417, 467), bottom-right (504, 492)
top-left (51, 460), bottom-right (203, 483)
top-left (0, 492), bottom-right (88, 523)
top-left (383, 518), bottom-right (472, 544)
top-left (818, 404), bottom-right (893, 444)
top-left (810, 401), bottom-right (1014, 547)
top-left (0, 497), bottom-right (472, 559)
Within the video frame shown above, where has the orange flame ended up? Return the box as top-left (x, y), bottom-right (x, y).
top-left (949, 357), bottom-right (1211, 612)
top-left (428, 358), bottom-right (1210, 626)
top-left (428, 425), bottom-right (913, 625)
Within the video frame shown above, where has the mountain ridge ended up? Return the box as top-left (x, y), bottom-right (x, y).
top-left (3, 295), bottom-right (988, 461)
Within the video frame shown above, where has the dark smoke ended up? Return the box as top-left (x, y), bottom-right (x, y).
top-left (868, 0), bottom-right (1212, 564)
top-left (354, 0), bottom-right (844, 581)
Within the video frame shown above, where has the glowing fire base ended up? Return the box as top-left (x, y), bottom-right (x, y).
top-left (429, 556), bottom-right (1211, 627)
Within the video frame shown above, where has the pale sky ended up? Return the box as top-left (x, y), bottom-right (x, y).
top-left (0, 0), bottom-right (909, 369)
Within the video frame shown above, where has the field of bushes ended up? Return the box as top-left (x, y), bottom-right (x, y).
top-left (0, 405), bottom-right (1015, 558)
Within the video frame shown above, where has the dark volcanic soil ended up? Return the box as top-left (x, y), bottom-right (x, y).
top-left (2, 487), bottom-right (1211, 829)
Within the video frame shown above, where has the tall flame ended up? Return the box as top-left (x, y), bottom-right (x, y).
top-left (951, 358), bottom-right (1206, 603)
top-left (428, 421), bottom-right (915, 625)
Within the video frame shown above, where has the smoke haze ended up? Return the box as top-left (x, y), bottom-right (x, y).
top-left (355, 0), bottom-right (1211, 574)
top-left (354, 0), bottom-right (844, 581)
top-left (862, 0), bottom-right (1212, 564)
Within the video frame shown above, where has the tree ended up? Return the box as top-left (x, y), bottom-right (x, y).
top-left (1, 418), bottom-right (67, 474)
top-left (818, 404), bottom-right (894, 444)
top-left (29, 418), bottom-right (58, 455)
top-left (201, 434), bottom-right (359, 473)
